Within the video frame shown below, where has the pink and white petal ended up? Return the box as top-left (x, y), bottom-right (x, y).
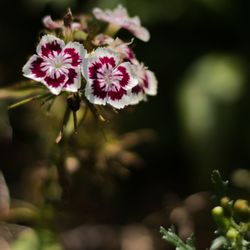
top-left (129, 25), bottom-right (150, 42)
top-left (22, 55), bottom-right (46, 81)
top-left (92, 8), bottom-right (113, 23)
top-left (93, 47), bottom-right (120, 66)
top-left (81, 52), bottom-right (90, 80)
top-left (85, 80), bottom-right (108, 105)
top-left (37, 34), bottom-right (65, 58)
top-left (129, 16), bottom-right (141, 26)
top-left (129, 85), bottom-right (145, 105)
top-left (42, 74), bottom-right (67, 95)
top-left (92, 7), bottom-right (105, 20)
top-left (115, 5), bottom-right (129, 18)
top-left (107, 86), bottom-right (130, 109)
top-left (114, 62), bottom-right (138, 90)
top-left (85, 57), bottom-right (103, 80)
top-left (63, 68), bottom-right (81, 92)
top-left (42, 16), bottom-right (63, 29)
top-left (84, 48), bottom-right (119, 80)
top-left (109, 38), bottom-right (135, 61)
top-left (92, 34), bottom-right (114, 46)
top-left (144, 70), bottom-right (158, 96)
top-left (71, 22), bottom-right (82, 30)
top-left (63, 42), bottom-right (86, 67)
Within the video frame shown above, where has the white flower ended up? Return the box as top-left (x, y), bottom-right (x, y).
top-left (93, 5), bottom-right (150, 42)
top-left (43, 15), bottom-right (82, 30)
top-left (23, 35), bottom-right (86, 95)
top-left (129, 61), bottom-right (158, 105)
top-left (83, 48), bottom-right (138, 109)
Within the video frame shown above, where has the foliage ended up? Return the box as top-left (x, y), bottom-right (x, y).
top-left (160, 170), bottom-right (250, 250)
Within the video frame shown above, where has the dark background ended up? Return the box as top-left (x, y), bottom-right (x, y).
top-left (1, 0), bottom-right (250, 249)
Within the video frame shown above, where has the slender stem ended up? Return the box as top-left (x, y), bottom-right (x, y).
top-left (8, 93), bottom-right (51, 109)
top-left (73, 111), bottom-right (77, 133)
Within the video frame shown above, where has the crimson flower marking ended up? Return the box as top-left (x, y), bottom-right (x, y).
top-left (83, 48), bottom-right (138, 109)
top-left (22, 35), bottom-right (86, 95)
top-left (130, 61), bottom-right (158, 105)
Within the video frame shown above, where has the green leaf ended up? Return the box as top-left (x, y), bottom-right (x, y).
top-left (209, 236), bottom-right (227, 250)
top-left (160, 226), bottom-right (196, 250)
top-left (11, 228), bottom-right (62, 250)
top-left (8, 93), bottom-right (52, 109)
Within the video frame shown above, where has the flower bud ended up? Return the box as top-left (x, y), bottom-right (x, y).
top-left (67, 94), bottom-right (81, 112)
top-left (212, 206), bottom-right (230, 230)
top-left (226, 228), bottom-right (239, 241)
top-left (220, 196), bottom-right (232, 218)
top-left (220, 197), bottom-right (230, 207)
top-left (212, 206), bottom-right (224, 217)
top-left (233, 199), bottom-right (250, 223)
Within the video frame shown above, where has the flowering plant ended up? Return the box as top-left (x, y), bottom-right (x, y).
top-left (9, 6), bottom-right (157, 136)
top-left (0, 6), bottom-right (158, 249)
top-left (160, 170), bottom-right (250, 250)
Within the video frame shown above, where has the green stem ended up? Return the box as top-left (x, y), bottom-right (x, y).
top-left (8, 93), bottom-right (51, 109)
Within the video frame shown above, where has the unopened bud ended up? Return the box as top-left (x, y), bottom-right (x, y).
top-left (67, 94), bottom-right (81, 112)
top-left (212, 206), bottom-right (224, 218)
top-left (233, 199), bottom-right (250, 223)
top-left (220, 196), bottom-right (232, 218)
top-left (220, 197), bottom-right (230, 208)
top-left (226, 228), bottom-right (239, 240)
top-left (212, 206), bottom-right (230, 230)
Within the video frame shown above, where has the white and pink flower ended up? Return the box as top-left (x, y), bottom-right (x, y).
top-left (43, 15), bottom-right (82, 30)
top-left (92, 34), bottom-right (115, 46)
top-left (83, 48), bottom-right (138, 109)
top-left (109, 38), bottom-right (135, 62)
top-left (92, 35), bottom-right (135, 62)
top-left (130, 62), bottom-right (158, 105)
top-left (93, 5), bottom-right (150, 42)
top-left (22, 34), bottom-right (86, 95)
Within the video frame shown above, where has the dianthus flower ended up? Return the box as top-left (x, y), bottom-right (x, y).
top-left (93, 5), bottom-right (150, 42)
top-left (83, 48), bottom-right (138, 109)
top-left (108, 38), bottom-right (135, 62)
top-left (43, 15), bottom-right (82, 30)
top-left (130, 61), bottom-right (158, 105)
top-left (92, 34), bottom-right (115, 46)
top-left (22, 35), bottom-right (86, 95)
top-left (92, 35), bottom-right (135, 62)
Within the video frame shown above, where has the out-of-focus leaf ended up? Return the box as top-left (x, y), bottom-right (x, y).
top-left (0, 171), bottom-right (10, 219)
top-left (0, 103), bottom-right (12, 142)
top-left (0, 82), bottom-right (45, 100)
top-left (160, 226), bottom-right (195, 250)
top-left (231, 169), bottom-right (250, 191)
top-left (11, 228), bottom-right (62, 250)
top-left (209, 236), bottom-right (227, 250)
top-left (179, 54), bottom-right (246, 139)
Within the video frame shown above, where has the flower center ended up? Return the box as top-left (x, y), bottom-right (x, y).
top-left (54, 62), bottom-right (63, 69)
top-left (104, 72), bottom-right (113, 85)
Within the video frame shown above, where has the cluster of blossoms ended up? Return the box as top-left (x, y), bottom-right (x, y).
top-left (22, 5), bottom-right (157, 110)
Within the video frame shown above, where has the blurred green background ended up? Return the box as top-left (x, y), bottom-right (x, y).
top-left (1, 0), bottom-right (250, 249)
